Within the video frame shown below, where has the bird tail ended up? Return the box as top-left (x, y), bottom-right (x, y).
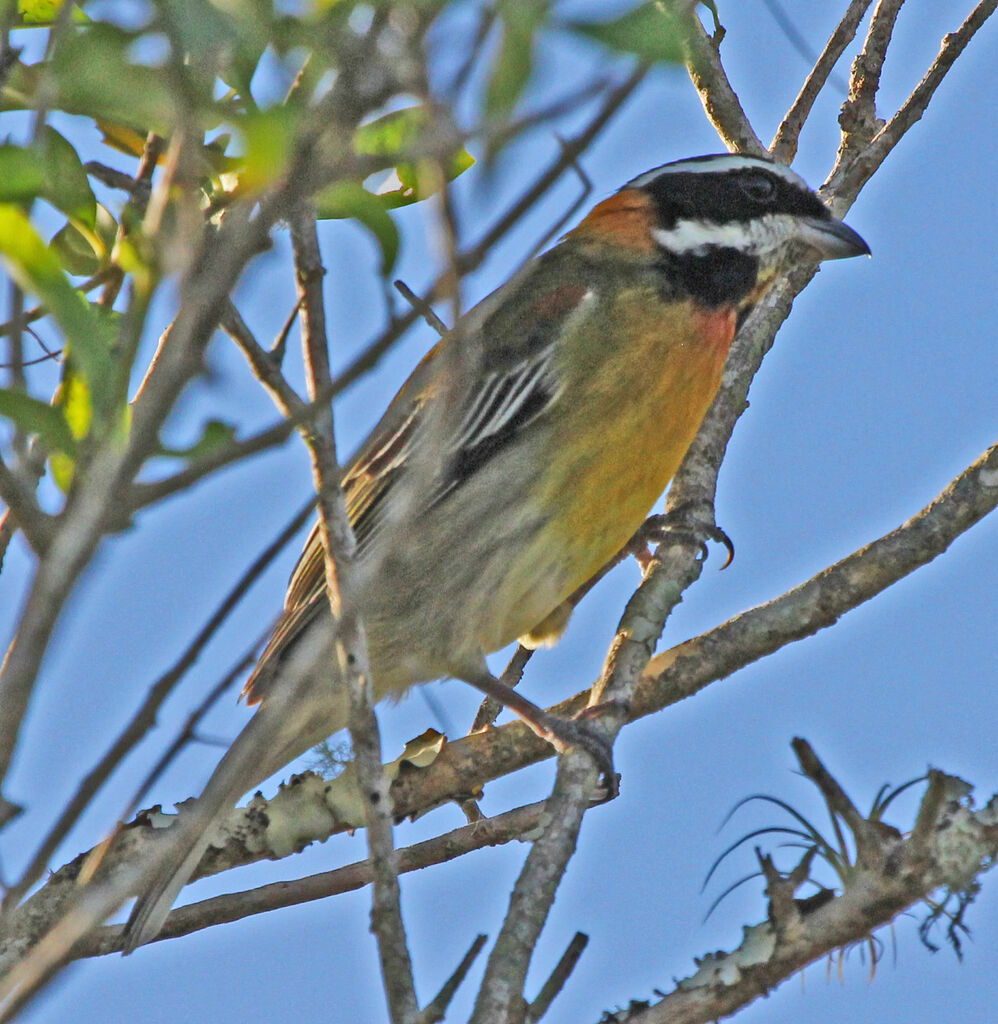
top-left (123, 631), bottom-right (345, 953)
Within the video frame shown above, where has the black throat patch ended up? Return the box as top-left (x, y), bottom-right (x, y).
top-left (655, 246), bottom-right (760, 308)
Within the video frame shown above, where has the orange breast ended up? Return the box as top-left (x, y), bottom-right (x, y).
top-left (537, 291), bottom-right (735, 588)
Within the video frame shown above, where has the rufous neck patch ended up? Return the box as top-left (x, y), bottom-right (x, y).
top-left (570, 189), bottom-right (658, 255)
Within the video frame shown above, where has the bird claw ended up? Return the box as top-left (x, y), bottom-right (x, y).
top-left (630, 502), bottom-right (734, 569)
top-left (532, 705), bottom-right (621, 801)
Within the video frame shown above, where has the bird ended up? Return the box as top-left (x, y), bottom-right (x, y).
top-left (123, 152), bottom-right (869, 950)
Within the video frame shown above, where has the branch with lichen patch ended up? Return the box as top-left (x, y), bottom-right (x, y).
top-left (595, 743), bottom-right (998, 1024)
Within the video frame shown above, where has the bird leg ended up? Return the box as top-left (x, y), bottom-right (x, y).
top-left (461, 668), bottom-right (619, 800)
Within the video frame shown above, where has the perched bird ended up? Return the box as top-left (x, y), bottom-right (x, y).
top-left (124, 153), bottom-right (868, 949)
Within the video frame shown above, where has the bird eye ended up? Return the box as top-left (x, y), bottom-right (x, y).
top-left (740, 172), bottom-right (776, 203)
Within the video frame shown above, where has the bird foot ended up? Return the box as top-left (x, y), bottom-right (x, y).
top-left (627, 501), bottom-right (734, 570)
top-left (530, 702), bottom-right (623, 801)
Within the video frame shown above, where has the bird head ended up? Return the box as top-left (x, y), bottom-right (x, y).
top-left (572, 152), bottom-right (869, 310)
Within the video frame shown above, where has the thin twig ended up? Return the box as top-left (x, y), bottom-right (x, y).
top-left (0, 456), bottom-right (53, 554)
top-left (75, 802), bottom-right (546, 956)
top-left (640, 440), bottom-right (998, 716)
top-left (0, 271), bottom-right (111, 342)
top-left (835, 0), bottom-right (906, 172)
top-left (221, 300), bottom-right (305, 416)
top-left (97, 132), bottom-right (166, 311)
top-left (827, 0), bottom-right (998, 205)
top-left (470, 644), bottom-right (534, 732)
top-left (5, 280), bottom-right (27, 466)
top-left (471, 443), bottom-right (696, 1020)
top-left (0, 498), bottom-right (313, 911)
top-left (761, 0), bottom-right (850, 94)
top-left (466, 65), bottom-right (647, 264)
top-left (683, 15), bottom-right (766, 154)
top-left (771, 0), bottom-right (875, 162)
top-left (447, 6), bottom-right (497, 97)
top-left (394, 280), bottom-right (448, 335)
top-left (791, 739), bottom-right (883, 870)
top-left (526, 932), bottom-right (589, 1023)
top-left (418, 934), bottom-right (489, 1024)
top-left (290, 205), bottom-right (419, 1024)
top-left (484, 78), bottom-right (611, 152)
top-left (115, 645), bottom-right (259, 829)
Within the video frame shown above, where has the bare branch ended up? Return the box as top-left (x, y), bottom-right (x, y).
top-left (0, 198), bottom-right (270, 812)
top-left (0, 270), bottom-right (112, 344)
top-left (14, 434), bottom-right (997, 978)
top-left (290, 206), bottom-right (419, 1024)
top-left (0, 456), bottom-right (53, 554)
top-left (641, 440), bottom-right (998, 714)
top-left (470, 754), bottom-right (595, 1023)
top-left (828, 0), bottom-right (998, 203)
top-left (683, 15), bottom-right (766, 154)
top-left (604, 751), bottom-right (998, 1024)
top-left (418, 933), bottom-right (488, 1024)
top-left (0, 497), bottom-right (313, 912)
top-left (771, 0), bottom-right (875, 162)
top-left (469, 464), bottom-right (710, 1020)
top-left (221, 301), bottom-right (305, 418)
top-left (64, 802), bottom-right (545, 958)
top-left (526, 932), bottom-right (589, 1023)
top-left (791, 738), bottom-right (885, 871)
top-left (837, 0), bottom-right (906, 155)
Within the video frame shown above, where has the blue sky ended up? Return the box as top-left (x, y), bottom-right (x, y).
top-left (3, 3), bottom-right (998, 1023)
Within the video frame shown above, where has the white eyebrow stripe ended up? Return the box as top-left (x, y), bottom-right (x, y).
top-left (626, 155), bottom-right (807, 190)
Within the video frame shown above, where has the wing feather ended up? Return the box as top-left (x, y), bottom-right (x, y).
top-left (245, 276), bottom-right (593, 699)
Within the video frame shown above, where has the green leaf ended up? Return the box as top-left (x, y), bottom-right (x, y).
top-left (159, 419), bottom-right (237, 459)
top-left (56, 365), bottom-right (93, 440)
top-left (49, 450), bottom-right (75, 492)
top-left (570, 1), bottom-right (689, 64)
top-left (0, 387), bottom-right (76, 455)
top-left (352, 107), bottom-right (470, 169)
top-left (50, 203), bottom-right (117, 277)
top-left (386, 149), bottom-right (477, 209)
top-left (486, 1), bottom-right (549, 121)
top-left (39, 126), bottom-right (97, 228)
top-left (316, 181), bottom-right (399, 273)
top-left (237, 106), bottom-right (301, 193)
top-left (353, 107), bottom-right (426, 161)
top-left (165, 0), bottom-right (271, 101)
top-left (315, 105), bottom-right (477, 270)
top-left (0, 61), bottom-right (41, 113)
top-left (48, 24), bottom-right (179, 134)
top-left (351, 106), bottom-right (476, 208)
top-left (0, 145), bottom-right (45, 203)
top-left (16, 0), bottom-right (89, 26)
top-left (49, 363), bottom-right (90, 489)
top-left (0, 204), bottom-right (114, 412)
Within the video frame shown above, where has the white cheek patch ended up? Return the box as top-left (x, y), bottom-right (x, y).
top-left (652, 212), bottom-right (795, 256)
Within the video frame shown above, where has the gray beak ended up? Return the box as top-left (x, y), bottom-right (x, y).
top-left (797, 216), bottom-right (870, 261)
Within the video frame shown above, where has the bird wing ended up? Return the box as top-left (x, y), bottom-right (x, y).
top-left (244, 275), bottom-right (592, 701)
